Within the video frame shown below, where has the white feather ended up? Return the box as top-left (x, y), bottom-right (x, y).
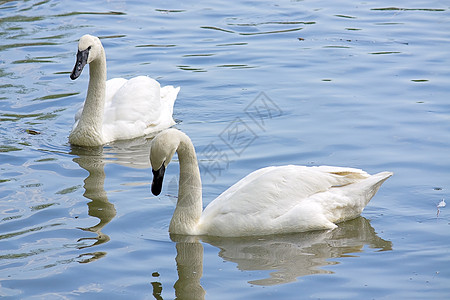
top-left (150, 129), bottom-right (393, 237)
top-left (70, 35), bottom-right (179, 146)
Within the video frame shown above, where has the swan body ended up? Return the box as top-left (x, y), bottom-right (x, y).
top-left (150, 129), bottom-right (392, 237)
top-left (69, 34), bottom-right (179, 146)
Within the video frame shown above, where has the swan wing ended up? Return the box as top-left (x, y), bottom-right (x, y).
top-left (143, 85), bottom-right (179, 135)
top-left (198, 166), bottom-right (390, 236)
top-left (105, 78), bottom-right (128, 105)
top-left (102, 77), bottom-right (128, 126)
top-left (273, 170), bottom-right (393, 233)
top-left (160, 85), bottom-right (179, 118)
top-left (317, 171), bottom-right (392, 223)
top-left (102, 76), bottom-right (178, 142)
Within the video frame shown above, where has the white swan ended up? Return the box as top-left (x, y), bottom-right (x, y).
top-left (69, 34), bottom-right (179, 146)
top-left (150, 128), bottom-right (393, 237)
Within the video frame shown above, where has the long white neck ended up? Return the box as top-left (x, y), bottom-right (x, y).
top-left (169, 134), bottom-right (203, 235)
top-left (69, 49), bottom-right (107, 146)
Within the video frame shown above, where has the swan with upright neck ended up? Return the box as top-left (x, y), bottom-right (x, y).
top-left (69, 34), bottom-right (179, 146)
top-left (150, 128), bottom-right (392, 237)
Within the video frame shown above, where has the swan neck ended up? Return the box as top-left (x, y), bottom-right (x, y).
top-left (84, 56), bottom-right (106, 127)
top-left (71, 49), bottom-right (107, 145)
top-left (170, 135), bottom-right (203, 235)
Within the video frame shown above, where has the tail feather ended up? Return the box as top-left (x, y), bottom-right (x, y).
top-left (350, 171), bottom-right (393, 206)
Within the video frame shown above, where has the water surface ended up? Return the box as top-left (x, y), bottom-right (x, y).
top-left (1, 0), bottom-right (450, 299)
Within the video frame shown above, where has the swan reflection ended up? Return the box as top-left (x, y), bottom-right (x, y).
top-left (168, 235), bottom-right (206, 300)
top-left (101, 136), bottom-right (153, 169)
top-left (71, 145), bottom-right (115, 252)
top-left (70, 136), bottom-right (152, 261)
top-left (166, 217), bottom-right (391, 298)
top-left (203, 216), bottom-right (392, 286)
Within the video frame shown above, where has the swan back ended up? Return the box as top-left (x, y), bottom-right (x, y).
top-left (101, 76), bottom-right (179, 142)
top-left (198, 166), bottom-right (392, 236)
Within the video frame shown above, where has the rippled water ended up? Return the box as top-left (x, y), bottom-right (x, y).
top-left (1, 0), bottom-right (450, 299)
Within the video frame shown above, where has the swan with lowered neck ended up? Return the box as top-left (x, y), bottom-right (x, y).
top-left (69, 34), bottom-right (179, 146)
top-left (150, 128), bottom-right (393, 237)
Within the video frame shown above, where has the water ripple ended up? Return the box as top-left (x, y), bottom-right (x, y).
top-left (201, 25), bottom-right (304, 36)
top-left (1, 0), bottom-right (450, 298)
top-left (371, 7), bottom-right (446, 12)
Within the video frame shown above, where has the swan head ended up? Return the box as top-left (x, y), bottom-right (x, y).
top-left (150, 129), bottom-right (181, 195)
top-left (70, 34), bottom-right (104, 80)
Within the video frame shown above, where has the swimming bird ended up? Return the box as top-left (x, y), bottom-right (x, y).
top-left (69, 34), bottom-right (179, 146)
top-left (150, 128), bottom-right (392, 237)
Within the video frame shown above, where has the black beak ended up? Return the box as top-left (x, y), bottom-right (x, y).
top-left (151, 164), bottom-right (166, 196)
top-left (70, 48), bottom-right (90, 80)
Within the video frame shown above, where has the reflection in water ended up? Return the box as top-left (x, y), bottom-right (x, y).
top-left (170, 235), bottom-right (206, 300)
top-left (70, 137), bottom-right (153, 262)
top-left (164, 217), bottom-right (391, 298)
top-left (102, 136), bottom-right (153, 169)
top-left (150, 278), bottom-right (163, 300)
top-left (77, 251), bottom-right (108, 264)
top-left (148, 235), bottom-right (206, 300)
top-left (204, 217), bottom-right (392, 286)
top-left (71, 145), bottom-right (115, 252)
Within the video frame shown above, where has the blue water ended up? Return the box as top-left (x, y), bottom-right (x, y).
top-left (1, 0), bottom-right (450, 299)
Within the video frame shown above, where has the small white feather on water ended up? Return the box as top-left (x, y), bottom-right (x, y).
top-left (436, 199), bottom-right (446, 217)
